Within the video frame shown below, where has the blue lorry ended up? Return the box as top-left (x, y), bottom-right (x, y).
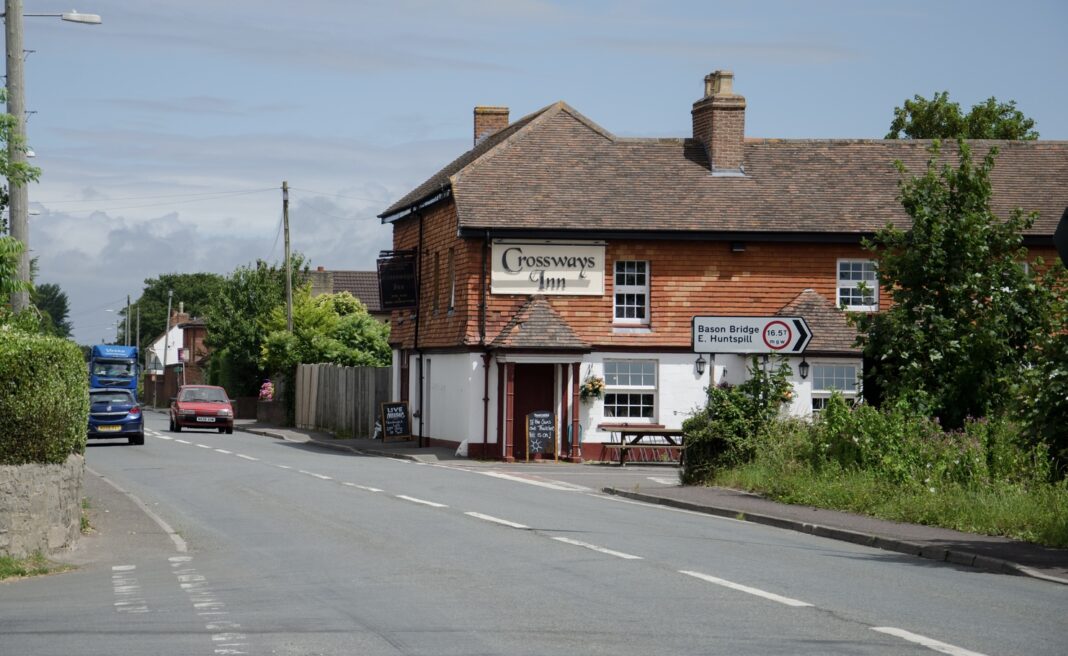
top-left (88, 344), bottom-right (140, 400)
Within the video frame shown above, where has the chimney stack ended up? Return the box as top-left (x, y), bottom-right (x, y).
top-left (691, 70), bottom-right (746, 172)
top-left (473, 106), bottom-right (509, 146)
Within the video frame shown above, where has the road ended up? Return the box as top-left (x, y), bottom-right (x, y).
top-left (2, 411), bottom-right (1065, 655)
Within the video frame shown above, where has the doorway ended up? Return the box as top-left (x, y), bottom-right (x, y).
top-left (512, 363), bottom-right (556, 460)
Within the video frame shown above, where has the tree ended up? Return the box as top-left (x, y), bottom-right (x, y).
top-left (131, 273), bottom-right (227, 348)
top-left (855, 140), bottom-right (1066, 429)
top-left (886, 91), bottom-right (1038, 140)
top-left (0, 88), bottom-right (40, 312)
top-left (259, 289), bottom-right (391, 376)
top-left (32, 282), bottom-right (72, 338)
top-left (204, 257), bottom-right (307, 397)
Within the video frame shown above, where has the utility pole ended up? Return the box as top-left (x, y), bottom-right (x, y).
top-left (6, 0), bottom-right (29, 312)
top-left (162, 290), bottom-right (173, 400)
top-left (125, 295), bottom-right (131, 346)
top-left (283, 180), bottom-right (292, 332)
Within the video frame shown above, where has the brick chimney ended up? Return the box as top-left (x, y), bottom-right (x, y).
top-left (691, 70), bottom-right (746, 173)
top-left (473, 106), bottom-right (509, 146)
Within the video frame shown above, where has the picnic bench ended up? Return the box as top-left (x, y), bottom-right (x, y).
top-left (600, 425), bottom-right (685, 466)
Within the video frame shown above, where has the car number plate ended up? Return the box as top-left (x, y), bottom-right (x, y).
top-left (98, 425), bottom-right (121, 432)
top-left (196, 417), bottom-right (216, 423)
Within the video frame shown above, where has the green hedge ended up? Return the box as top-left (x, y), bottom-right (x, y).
top-left (0, 328), bottom-right (88, 465)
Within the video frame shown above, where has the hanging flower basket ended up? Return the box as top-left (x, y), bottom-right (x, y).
top-left (580, 375), bottom-right (605, 402)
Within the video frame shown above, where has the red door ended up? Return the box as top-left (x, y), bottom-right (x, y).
top-left (512, 363), bottom-right (556, 460)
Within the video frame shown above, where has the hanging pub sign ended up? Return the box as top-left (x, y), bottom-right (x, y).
top-left (491, 240), bottom-right (605, 296)
top-left (377, 250), bottom-right (418, 310)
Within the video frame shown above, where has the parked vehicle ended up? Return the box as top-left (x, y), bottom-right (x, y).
top-left (88, 344), bottom-right (139, 400)
top-left (170, 385), bottom-right (234, 434)
top-left (88, 388), bottom-right (144, 445)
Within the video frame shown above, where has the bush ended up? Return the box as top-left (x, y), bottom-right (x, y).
top-left (0, 327), bottom-right (88, 464)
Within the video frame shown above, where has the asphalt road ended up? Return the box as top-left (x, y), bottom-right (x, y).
top-left (2, 412), bottom-right (1065, 656)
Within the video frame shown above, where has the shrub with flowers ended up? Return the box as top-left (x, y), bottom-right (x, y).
top-left (580, 374), bottom-right (605, 402)
top-left (258, 379), bottom-right (275, 402)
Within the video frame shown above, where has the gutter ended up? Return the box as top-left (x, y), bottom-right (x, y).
top-left (380, 186), bottom-right (453, 224)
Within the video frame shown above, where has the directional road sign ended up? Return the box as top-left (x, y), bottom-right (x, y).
top-left (692, 316), bottom-right (813, 354)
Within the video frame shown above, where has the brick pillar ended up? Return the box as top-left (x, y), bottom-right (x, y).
top-left (691, 70), bottom-right (746, 172)
top-left (570, 361), bottom-right (582, 462)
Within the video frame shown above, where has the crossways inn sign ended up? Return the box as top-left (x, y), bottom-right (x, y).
top-left (692, 316), bottom-right (813, 354)
top-left (491, 240), bottom-right (605, 295)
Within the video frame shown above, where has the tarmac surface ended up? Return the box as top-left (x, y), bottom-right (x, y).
top-left (230, 416), bottom-right (1068, 586)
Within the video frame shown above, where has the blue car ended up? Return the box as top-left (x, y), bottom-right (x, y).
top-left (88, 388), bottom-right (144, 445)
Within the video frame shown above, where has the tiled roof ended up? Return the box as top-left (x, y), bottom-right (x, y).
top-left (330, 271), bottom-right (381, 312)
top-left (777, 289), bottom-right (861, 355)
top-left (382, 102), bottom-right (1068, 236)
top-left (490, 295), bottom-right (591, 351)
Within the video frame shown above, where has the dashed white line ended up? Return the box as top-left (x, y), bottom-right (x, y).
top-left (479, 470), bottom-right (590, 492)
top-left (298, 470), bottom-right (332, 480)
top-left (196, 444), bottom-right (212, 449)
top-left (170, 556), bottom-right (250, 655)
top-left (553, 537), bottom-right (642, 560)
top-left (235, 454), bottom-right (259, 461)
top-left (175, 439), bottom-right (191, 444)
top-left (679, 570), bottom-right (813, 607)
top-left (342, 482), bottom-right (383, 492)
top-left (274, 464), bottom-right (292, 469)
top-left (396, 494), bottom-right (448, 508)
top-left (215, 449), bottom-right (232, 455)
top-left (156, 435), bottom-right (173, 441)
top-left (465, 512), bottom-right (529, 529)
top-left (111, 565), bottom-right (149, 614)
top-left (872, 627), bottom-right (988, 656)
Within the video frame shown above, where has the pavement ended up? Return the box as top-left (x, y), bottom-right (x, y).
top-left (229, 416), bottom-right (1068, 586)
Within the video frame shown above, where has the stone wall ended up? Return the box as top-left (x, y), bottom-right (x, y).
top-left (0, 454), bottom-right (84, 558)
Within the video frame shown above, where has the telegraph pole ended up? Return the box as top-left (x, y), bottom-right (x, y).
top-left (283, 180), bottom-right (292, 332)
top-left (125, 295), bottom-right (131, 345)
top-left (6, 0), bottom-right (29, 312)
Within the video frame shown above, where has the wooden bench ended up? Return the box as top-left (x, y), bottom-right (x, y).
top-left (600, 425), bottom-right (685, 466)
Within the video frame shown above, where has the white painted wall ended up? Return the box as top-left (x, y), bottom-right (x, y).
top-left (144, 325), bottom-right (184, 373)
top-left (410, 352), bottom-right (483, 445)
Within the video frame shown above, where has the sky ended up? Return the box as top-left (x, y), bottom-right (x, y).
top-left (10, 0), bottom-right (1067, 345)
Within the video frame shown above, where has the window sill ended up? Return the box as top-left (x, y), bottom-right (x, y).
top-left (598, 422), bottom-right (665, 431)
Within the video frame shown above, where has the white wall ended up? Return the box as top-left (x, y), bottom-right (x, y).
top-left (144, 325), bottom-right (184, 373)
top-left (410, 352), bottom-right (482, 445)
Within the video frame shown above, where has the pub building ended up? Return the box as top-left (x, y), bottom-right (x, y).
top-left (377, 70), bottom-right (1067, 462)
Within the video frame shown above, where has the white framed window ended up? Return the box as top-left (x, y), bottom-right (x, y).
top-left (837, 259), bottom-right (878, 311)
top-left (614, 261), bottom-right (649, 324)
top-left (603, 360), bottom-right (657, 421)
top-left (447, 248), bottom-right (456, 312)
top-left (811, 363), bottom-right (859, 414)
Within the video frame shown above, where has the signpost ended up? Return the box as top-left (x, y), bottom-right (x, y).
top-left (692, 316), bottom-right (812, 354)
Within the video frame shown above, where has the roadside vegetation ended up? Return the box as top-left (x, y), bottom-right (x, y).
top-left (684, 136), bottom-right (1068, 548)
top-left (0, 552), bottom-right (70, 581)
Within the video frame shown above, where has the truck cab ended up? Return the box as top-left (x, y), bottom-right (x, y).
top-left (88, 344), bottom-right (139, 400)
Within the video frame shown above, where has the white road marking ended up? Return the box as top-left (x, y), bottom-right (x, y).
top-left (465, 512), bottom-right (529, 529)
top-left (175, 439), bottom-right (191, 444)
top-left (647, 476), bottom-right (680, 486)
top-left (591, 493), bottom-right (747, 523)
top-left (872, 627), bottom-right (989, 656)
top-left (396, 494), bottom-right (448, 508)
top-left (214, 449), bottom-right (232, 454)
top-left (111, 565), bottom-right (149, 614)
top-left (155, 435), bottom-right (173, 440)
top-left (90, 467), bottom-right (187, 553)
top-left (298, 470), bottom-right (332, 480)
top-left (679, 570), bottom-right (813, 607)
top-left (342, 482), bottom-right (383, 492)
top-left (235, 454), bottom-right (258, 461)
top-left (196, 444), bottom-right (212, 449)
top-left (553, 537), bottom-right (642, 560)
top-left (479, 470), bottom-right (590, 492)
top-left (170, 556), bottom-right (250, 655)
top-left (274, 464), bottom-right (292, 469)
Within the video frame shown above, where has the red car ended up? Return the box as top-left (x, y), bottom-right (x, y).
top-left (169, 385), bottom-right (234, 434)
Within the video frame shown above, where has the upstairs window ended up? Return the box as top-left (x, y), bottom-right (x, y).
top-left (837, 259), bottom-right (878, 311)
top-left (614, 261), bottom-right (649, 324)
top-left (447, 248), bottom-right (456, 312)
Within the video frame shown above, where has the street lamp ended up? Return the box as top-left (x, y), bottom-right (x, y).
top-left (4, 2), bottom-right (100, 312)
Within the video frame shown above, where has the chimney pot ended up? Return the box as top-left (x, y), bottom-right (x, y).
top-left (317, 266), bottom-right (325, 272)
top-left (473, 106), bottom-right (509, 146)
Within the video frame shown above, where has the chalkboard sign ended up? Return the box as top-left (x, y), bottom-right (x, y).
top-left (526, 410), bottom-right (555, 460)
top-left (381, 402), bottom-right (411, 442)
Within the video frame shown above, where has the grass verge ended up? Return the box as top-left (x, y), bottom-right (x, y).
top-left (711, 463), bottom-right (1068, 548)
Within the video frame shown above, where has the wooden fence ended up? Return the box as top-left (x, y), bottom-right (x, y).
top-left (294, 364), bottom-right (391, 438)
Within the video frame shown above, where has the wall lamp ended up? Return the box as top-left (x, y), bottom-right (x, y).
top-left (730, 241), bottom-right (746, 253)
top-left (799, 358), bottom-right (810, 380)
top-left (695, 353), bottom-right (708, 376)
